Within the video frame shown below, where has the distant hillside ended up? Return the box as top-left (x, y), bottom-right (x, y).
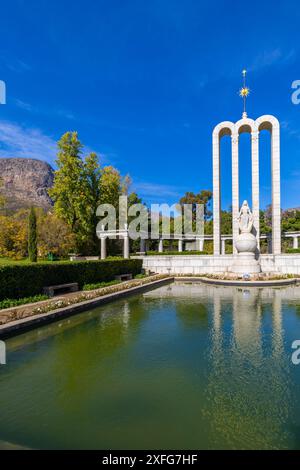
top-left (0, 158), bottom-right (54, 211)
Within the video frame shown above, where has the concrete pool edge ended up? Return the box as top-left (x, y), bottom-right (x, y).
top-left (0, 276), bottom-right (174, 339)
top-left (175, 276), bottom-right (299, 287)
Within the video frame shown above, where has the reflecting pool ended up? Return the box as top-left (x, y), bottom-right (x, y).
top-left (1, 281), bottom-right (300, 449)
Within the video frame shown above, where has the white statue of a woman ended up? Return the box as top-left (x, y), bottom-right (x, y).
top-left (237, 200), bottom-right (253, 234)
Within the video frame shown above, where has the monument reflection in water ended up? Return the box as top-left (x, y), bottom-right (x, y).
top-left (0, 282), bottom-right (300, 449)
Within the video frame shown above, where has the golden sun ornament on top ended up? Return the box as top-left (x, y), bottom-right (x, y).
top-left (239, 69), bottom-right (250, 117)
top-left (239, 86), bottom-right (250, 98)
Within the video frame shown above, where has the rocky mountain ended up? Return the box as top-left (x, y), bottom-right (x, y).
top-left (0, 158), bottom-right (54, 211)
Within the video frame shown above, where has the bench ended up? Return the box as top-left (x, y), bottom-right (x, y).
top-left (115, 273), bottom-right (133, 282)
top-left (43, 282), bottom-right (79, 297)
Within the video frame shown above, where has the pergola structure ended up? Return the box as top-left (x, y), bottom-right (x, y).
top-left (97, 225), bottom-right (130, 260)
top-left (95, 228), bottom-right (300, 259)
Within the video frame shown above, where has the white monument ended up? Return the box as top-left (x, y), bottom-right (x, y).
top-left (212, 70), bottom-right (281, 258)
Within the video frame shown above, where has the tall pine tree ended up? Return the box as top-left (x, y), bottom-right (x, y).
top-left (28, 207), bottom-right (37, 262)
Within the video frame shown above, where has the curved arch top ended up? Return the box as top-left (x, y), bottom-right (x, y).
top-left (212, 115), bottom-right (280, 136)
top-left (235, 118), bottom-right (257, 135)
top-left (255, 114), bottom-right (280, 132)
top-left (213, 121), bottom-right (235, 139)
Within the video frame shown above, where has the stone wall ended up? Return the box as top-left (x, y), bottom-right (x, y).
top-left (141, 255), bottom-right (233, 275)
top-left (273, 254), bottom-right (300, 275)
top-left (140, 254), bottom-right (300, 275)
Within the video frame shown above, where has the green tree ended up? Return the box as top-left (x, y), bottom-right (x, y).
top-left (49, 132), bottom-right (102, 253)
top-left (282, 209), bottom-right (300, 232)
top-left (221, 209), bottom-right (232, 234)
top-left (260, 208), bottom-right (271, 234)
top-left (99, 166), bottom-right (123, 207)
top-left (82, 152), bottom-right (102, 253)
top-left (179, 190), bottom-right (212, 221)
top-left (0, 209), bottom-right (28, 259)
top-left (28, 207), bottom-right (37, 262)
top-left (49, 132), bottom-right (84, 234)
top-left (49, 132), bottom-right (142, 255)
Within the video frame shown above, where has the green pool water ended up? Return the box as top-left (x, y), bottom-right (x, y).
top-left (1, 281), bottom-right (300, 450)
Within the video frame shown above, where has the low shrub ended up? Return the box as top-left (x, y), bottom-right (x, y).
top-left (0, 295), bottom-right (49, 310)
top-left (83, 280), bottom-right (121, 291)
top-left (0, 259), bottom-right (142, 300)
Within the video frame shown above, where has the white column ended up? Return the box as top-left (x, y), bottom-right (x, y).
top-left (178, 239), bottom-right (183, 252)
top-left (221, 239), bottom-right (226, 255)
top-left (198, 238), bottom-right (204, 252)
top-left (213, 132), bottom-right (221, 255)
top-left (293, 236), bottom-right (299, 250)
top-left (123, 235), bottom-right (129, 259)
top-left (100, 237), bottom-right (106, 260)
top-left (252, 130), bottom-right (260, 250)
top-left (271, 124), bottom-right (281, 254)
top-left (158, 239), bottom-right (163, 253)
top-left (232, 133), bottom-right (239, 254)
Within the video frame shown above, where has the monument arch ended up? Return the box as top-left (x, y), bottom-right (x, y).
top-left (212, 85), bottom-right (281, 257)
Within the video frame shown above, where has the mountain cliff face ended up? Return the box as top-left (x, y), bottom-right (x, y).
top-left (0, 158), bottom-right (54, 211)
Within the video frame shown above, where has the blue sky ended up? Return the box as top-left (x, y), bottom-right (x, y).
top-left (0, 0), bottom-right (300, 209)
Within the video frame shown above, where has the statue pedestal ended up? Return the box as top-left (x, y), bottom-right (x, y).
top-left (231, 252), bottom-right (261, 275)
top-left (231, 231), bottom-right (261, 276)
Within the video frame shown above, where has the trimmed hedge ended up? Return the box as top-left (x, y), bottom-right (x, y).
top-left (0, 259), bottom-right (142, 301)
top-left (286, 248), bottom-right (300, 254)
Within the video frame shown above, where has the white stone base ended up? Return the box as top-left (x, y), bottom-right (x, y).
top-left (135, 254), bottom-right (300, 276)
top-left (230, 253), bottom-right (261, 275)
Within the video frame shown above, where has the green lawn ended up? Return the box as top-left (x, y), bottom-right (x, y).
top-left (0, 257), bottom-right (30, 265)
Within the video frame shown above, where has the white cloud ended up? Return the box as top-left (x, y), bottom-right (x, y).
top-left (249, 48), bottom-right (296, 72)
top-left (0, 120), bottom-right (57, 165)
top-left (14, 98), bottom-right (75, 121)
top-left (14, 99), bottom-right (34, 112)
top-left (0, 120), bottom-right (110, 167)
top-left (281, 120), bottom-right (300, 139)
top-left (5, 58), bottom-right (31, 73)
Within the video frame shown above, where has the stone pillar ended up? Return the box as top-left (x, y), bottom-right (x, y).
top-left (293, 236), bottom-right (299, 250)
top-left (178, 239), bottom-right (183, 252)
top-left (100, 237), bottom-right (107, 260)
top-left (158, 239), bottom-right (163, 253)
top-left (198, 238), bottom-right (204, 252)
top-left (123, 234), bottom-right (129, 259)
top-left (271, 123), bottom-right (281, 255)
top-left (213, 132), bottom-right (221, 255)
top-left (221, 239), bottom-right (226, 255)
top-left (232, 133), bottom-right (239, 254)
top-left (252, 130), bottom-right (260, 250)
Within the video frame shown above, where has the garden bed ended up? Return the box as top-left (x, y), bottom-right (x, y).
top-left (0, 274), bottom-right (171, 331)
